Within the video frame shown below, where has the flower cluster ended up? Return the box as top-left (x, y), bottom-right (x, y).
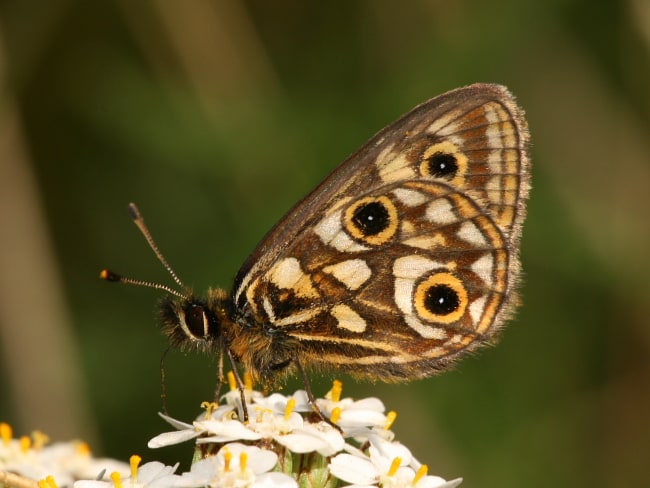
top-left (145, 376), bottom-right (461, 488)
top-left (0, 378), bottom-right (462, 488)
top-left (0, 422), bottom-right (129, 487)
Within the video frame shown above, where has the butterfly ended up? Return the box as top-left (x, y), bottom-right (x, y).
top-left (102, 83), bottom-right (530, 418)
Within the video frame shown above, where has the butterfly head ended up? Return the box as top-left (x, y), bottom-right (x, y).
top-left (158, 288), bottom-right (231, 354)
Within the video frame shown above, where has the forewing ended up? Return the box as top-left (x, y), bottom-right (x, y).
top-left (232, 83), bottom-right (530, 379)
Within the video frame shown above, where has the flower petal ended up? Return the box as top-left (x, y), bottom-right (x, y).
top-left (276, 433), bottom-right (328, 453)
top-left (346, 397), bottom-right (385, 412)
top-left (418, 476), bottom-right (463, 488)
top-left (329, 453), bottom-right (377, 485)
top-left (148, 429), bottom-right (200, 448)
top-left (158, 412), bottom-right (193, 430)
top-left (252, 471), bottom-right (298, 488)
top-left (219, 443), bottom-right (278, 474)
top-left (369, 437), bottom-right (412, 467)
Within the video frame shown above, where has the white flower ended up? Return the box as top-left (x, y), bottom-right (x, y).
top-left (287, 421), bottom-right (346, 456)
top-left (330, 436), bottom-right (461, 488)
top-left (196, 419), bottom-right (263, 444)
top-left (2, 381), bottom-right (461, 488)
top-left (220, 372), bottom-right (264, 414)
top-left (0, 426), bottom-right (130, 488)
top-left (252, 390), bottom-right (312, 414)
top-left (330, 449), bottom-right (410, 487)
top-left (74, 457), bottom-right (179, 488)
top-left (149, 404), bottom-right (240, 448)
top-left (413, 476), bottom-right (464, 488)
top-left (316, 381), bottom-right (389, 434)
top-left (368, 437), bottom-right (413, 467)
top-left (38, 441), bottom-right (129, 482)
top-left (176, 443), bottom-right (296, 488)
top-left (148, 414), bottom-right (202, 449)
top-left (246, 394), bottom-right (346, 456)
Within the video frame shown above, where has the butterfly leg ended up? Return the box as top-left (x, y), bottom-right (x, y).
top-left (159, 346), bottom-right (173, 415)
top-left (212, 340), bottom-right (226, 405)
top-left (296, 358), bottom-right (342, 432)
top-left (226, 348), bottom-right (250, 422)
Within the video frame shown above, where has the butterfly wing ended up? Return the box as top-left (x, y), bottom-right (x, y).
top-left (231, 83), bottom-right (530, 381)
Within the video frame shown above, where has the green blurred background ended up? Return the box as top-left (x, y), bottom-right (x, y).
top-left (0, 1), bottom-right (648, 486)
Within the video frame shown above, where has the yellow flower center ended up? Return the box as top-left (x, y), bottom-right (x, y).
top-left (330, 406), bottom-right (341, 424)
top-left (110, 471), bottom-right (123, 488)
top-left (130, 454), bottom-right (142, 481)
top-left (387, 456), bottom-right (402, 477)
top-left (328, 380), bottom-right (343, 402)
top-left (239, 452), bottom-right (248, 473)
top-left (32, 430), bottom-right (49, 450)
top-left (284, 398), bottom-right (296, 420)
top-left (227, 371), bottom-right (237, 391)
top-left (0, 422), bottom-right (12, 446)
top-left (19, 436), bottom-right (31, 453)
top-left (223, 447), bottom-right (233, 472)
top-left (244, 372), bottom-right (253, 390)
top-left (412, 464), bottom-right (428, 485)
top-left (76, 441), bottom-right (91, 456)
top-left (201, 401), bottom-right (219, 418)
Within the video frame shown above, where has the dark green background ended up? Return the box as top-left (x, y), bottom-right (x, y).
top-left (0, 1), bottom-right (648, 487)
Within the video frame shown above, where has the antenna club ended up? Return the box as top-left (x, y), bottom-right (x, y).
top-left (100, 269), bottom-right (122, 282)
top-left (128, 203), bottom-right (141, 221)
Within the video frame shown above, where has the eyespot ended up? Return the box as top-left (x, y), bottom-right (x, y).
top-left (420, 141), bottom-right (468, 185)
top-left (353, 201), bottom-right (388, 235)
top-left (181, 304), bottom-right (209, 339)
top-left (343, 195), bottom-right (398, 245)
top-left (414, 272), bottom-right (468, 324)
top-left (427, 152), bottom-right (458, 178)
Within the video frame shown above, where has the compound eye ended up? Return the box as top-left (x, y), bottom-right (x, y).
top-left (182, 304), bottom-right (209, 339)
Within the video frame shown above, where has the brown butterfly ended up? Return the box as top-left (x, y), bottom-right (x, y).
top-left (102, 83), bottom-right (530, 418)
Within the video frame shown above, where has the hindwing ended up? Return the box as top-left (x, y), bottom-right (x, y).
top-left (232, 83), bottom-right (530, 380)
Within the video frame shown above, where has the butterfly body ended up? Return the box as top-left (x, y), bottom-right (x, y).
top-left (150, 83), bottom-right (530, 388)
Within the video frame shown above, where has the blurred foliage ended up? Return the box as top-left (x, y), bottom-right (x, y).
top-left (0, 1), bottom-right (648, 487)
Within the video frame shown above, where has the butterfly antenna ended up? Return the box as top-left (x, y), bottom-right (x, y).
top-left (99, 203), bottom-right (187, 299)
top-left (127, 203), bottom-right (186, 289)
top-left (99, 269), bottom-right (185, 298)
